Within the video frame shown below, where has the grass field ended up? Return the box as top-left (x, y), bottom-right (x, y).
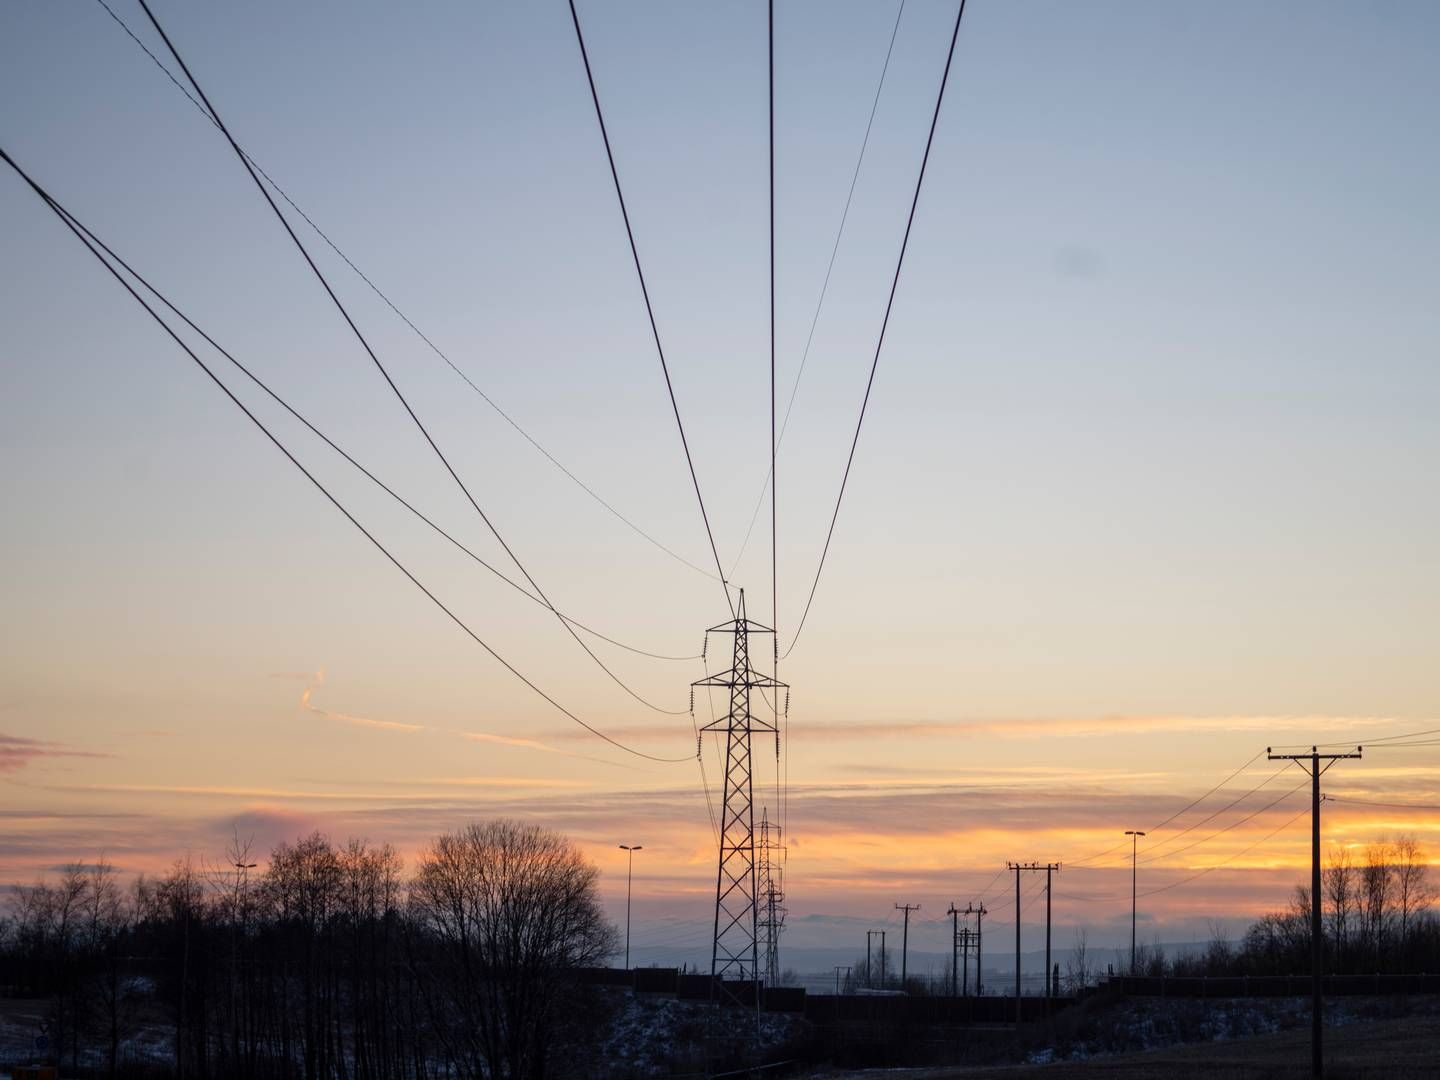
top-left (813, 1014), bottom-right (1440, 1079)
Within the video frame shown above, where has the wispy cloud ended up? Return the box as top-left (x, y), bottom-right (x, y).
top-left (528, 714), bottom-right (1428, 744)
top-left (46, 777), bottom-right (586, 800)
top-left (295, 670), bottom-right (636, 768)
top-left (461, 731), bottom-right (565, 753)
top-left (0, 733), bottom-right (108, 774)
top-left (299, 670), bottom-right (424, 733)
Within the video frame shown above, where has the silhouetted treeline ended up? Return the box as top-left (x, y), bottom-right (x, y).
top-left (1, 819), bottom-right (616, 1079)
top-left (1092, 834), bottom-right (1439, 983)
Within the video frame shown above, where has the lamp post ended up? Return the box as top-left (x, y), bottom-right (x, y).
top-left (619, 844), bottom-right (642, 969)
top-left (1125, 831), bottom-right (1145, 974)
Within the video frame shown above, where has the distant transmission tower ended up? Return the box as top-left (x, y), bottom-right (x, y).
top-left (758, 808), bottom-right (787, 984)
top-left (694, 590), bottom-right (786, 1004)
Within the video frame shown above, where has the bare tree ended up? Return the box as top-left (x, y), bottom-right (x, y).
top-left (409, 819), bottom-right (617, 1079)
top-left (1204, 918), bottom-right (1235, 973)
top-left (1360, 840), bottom-right (1394, 968)
top-left (1065, 927), bottom-right (1092, 992)
top-left (1324, 845), bottom-right (1356, 967)
top-left (83, 860), bottom-right (134, 1078)
top-left (1394, 834), bottom-right (1434, 966)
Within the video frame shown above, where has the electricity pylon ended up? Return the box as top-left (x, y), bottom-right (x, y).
top-left (757, 808), bottom-right (787, 985)
top-left (694, 590), bottom-right (786, 1006)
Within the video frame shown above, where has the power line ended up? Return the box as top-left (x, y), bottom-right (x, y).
top-left (0, 144), bottom-right (690, 765)
top-left (1270, 725), bottom-right (1440, 749)
top-left (784, 0), bottom-right (968, 660)
top-left (1146, 750), bottom-right (1268, 833)
top-left (730, 0), bottom-right (907, 578)
top-left (769, 0), bottom-right (786, 845)
top-left (1134, 776), bottom-right (1309, 867)
top-left (42, 166), bottom-right (696, 666)
top-left (567, 0), bottom-right (735, 620)
top-left (1328, 795), bottom-right (1440, 811)
top-left (1132, 765), bottom-right (1292, 865)
top-left (1065, 750), bottom-right (1268, 868)
top-left (1067, 775), bottom-right (1309, 884)
top-left (972, 866), bottom-right (1009, 904)
top-left (92, 0), bottom-right (720, 587)
top-left (133, 0), bottom-right (686, 718)
top-left (1056, 803), bottom-right (1314, 904)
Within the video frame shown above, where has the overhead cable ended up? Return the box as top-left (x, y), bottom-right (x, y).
top-left (568, 0), bottom-right (736, 619)
top-left (730, 0), bottom-right (907, 576)
top-left (92, 0), bottom-right (719, 586)
top-left (0, 145), bottom-right (690, 764)
top-left (44, 173), bottom-right (695, 664)
top-left (784, 0), bottom-right (968, 659)
top-left (134, 0), bottom-right (686, 716)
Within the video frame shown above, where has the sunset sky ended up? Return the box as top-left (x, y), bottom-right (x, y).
top-left (3, 0), bottom-right (1439, 971)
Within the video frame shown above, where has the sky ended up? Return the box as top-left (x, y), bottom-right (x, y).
top-left (3, 0), bottom-right (1439, 972)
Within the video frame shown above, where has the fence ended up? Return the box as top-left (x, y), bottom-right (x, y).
top-left (1103, 973), bottom-right (1440, 997)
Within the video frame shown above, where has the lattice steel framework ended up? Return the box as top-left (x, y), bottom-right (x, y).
top-left (758, 808), bottom-right (787, 985)
top-left (694, 590), bottom-right (785, 996)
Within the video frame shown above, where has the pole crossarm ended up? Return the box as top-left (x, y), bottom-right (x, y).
top-left (1268, 747), bottom-right (1363, 772)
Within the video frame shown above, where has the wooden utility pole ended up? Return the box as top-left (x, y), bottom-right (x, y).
top-left (1007, 863), bottom-right (1026, 1020)
top-left (1043, 864), bottom-right (1059, 999)
top-left (895, 904), bottom-right (920, 988)
top-left (964, 902), bottom-right (987, 998)
top-left (947, 903), bottom-right (961, 996)
top-left (1124, 830), bottom-right (1145, 973)
top-left (1008, 863), bottom-right (1055, 1020)
top-left (1267, 744), bottom-right (1361, 1079)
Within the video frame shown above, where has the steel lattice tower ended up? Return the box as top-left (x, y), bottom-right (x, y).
top-left (758, 808), bottom-right (786, 985)
top-left (694, 590), bottom-right (785, 1000)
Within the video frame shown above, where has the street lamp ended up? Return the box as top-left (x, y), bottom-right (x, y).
top-left (618, 844), bottom-right (643, 970)
top-left (1125, 831), bottom-right (1145, 974)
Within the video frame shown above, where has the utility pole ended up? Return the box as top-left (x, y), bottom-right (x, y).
top-left (1124, 831), bottom-right (1144, 974)
top-left (866, 930), bottom-right (880, 988)
top-left (880, 930), bottom-right (887, 987)
top-left (692, 590), bottom-right (786, 1012)
top-left (1009, 863), bottom-right (1024, 1020)
top-left (833, 965), bottom-right (851, 995)
top-left (895, 904), bottom-right (920, 989)
top-left (619, 844), bottom-right (642, 970)
top-left (1043, 863), bottom-right (1060, 999)
top-left (964, 902), bottom-right (986, 998)
top-left (1268, 744), bottom-right (1362, 1080)
top-left (959, 926), bottom-right (971, 996)
top-left (947, 903), bottom-right (961, 996)
top-left (1007, 863), bottom-right (1056, 1020)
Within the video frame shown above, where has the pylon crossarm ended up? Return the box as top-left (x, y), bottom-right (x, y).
top-left (706, 617), bottom-right (777, 635)
top-left (693, 673), bottom-right (787, 691)
top-left (701, 718), bottom-right (778, 734)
